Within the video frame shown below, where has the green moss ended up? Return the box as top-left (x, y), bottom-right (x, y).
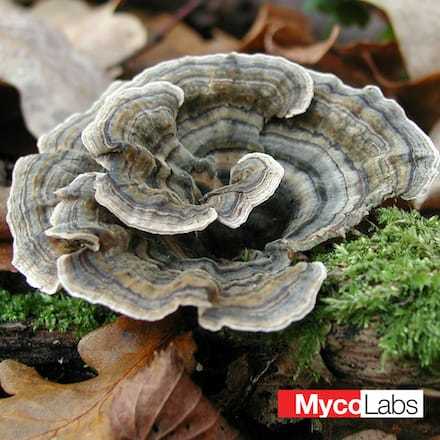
top-left (313, 208), bottom-right (440, 368)
top-left (0, 289), bottom-right (116, 337)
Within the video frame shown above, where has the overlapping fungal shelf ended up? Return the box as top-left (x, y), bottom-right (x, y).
top-left (7, 53), bottom-right (439, 331)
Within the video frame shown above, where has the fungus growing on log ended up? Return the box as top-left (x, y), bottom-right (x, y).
top-left (7, 53), bottom-right (439, 332)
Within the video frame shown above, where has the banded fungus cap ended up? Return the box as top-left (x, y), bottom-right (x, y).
top-left (7, 53), bottom-right (439, 332)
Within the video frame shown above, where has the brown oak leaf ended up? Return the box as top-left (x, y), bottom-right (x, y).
top-left (0, 316), bottom-right (204, 439)
top-left (111, 346), bottom-right (239, 440)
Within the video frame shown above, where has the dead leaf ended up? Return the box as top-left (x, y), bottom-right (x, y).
top-left (342, 429), bottom-right (396, 440)
top-left (336, 41), bottom-right (404, 84)
top-left (314, 41), bottom-right (405, 92)
top-left (316, 51), bottom-right (375, 88)
top-left (266, 24), bottom-right (340, 65)
top-left (0, 316), bottom-right (198, 439)
top-left (0, 186), bottom-right (11, 241)
top-left (240, 4), bottom-right (314, 53)
top-left (111, 346), bottom-right (238, 440)
top-left (32, 0), bottom-right (147, 70)
top-left (363, 0), bottom-right (440, 80)
top-left (0, 243), bottom-right (15, 272)
top-left (413, 120), bottom-right (440, 211)
top-left (390, 73), bottom-right (440, 133)
top-left (239, 4), bottom-right (338, 65)
top-left (124, 14), bottom-right (238, 74)
top-left (308, 41), bottom-right (392, 90)
top-left (0, 1), bottom-right (111, 137)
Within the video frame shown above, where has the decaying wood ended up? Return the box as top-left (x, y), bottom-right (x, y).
top-left (324, 323), bottom-right (440, 388)
top-left (0, 321), bottom-right (87, 385)
top-left (0, 322), bottom-right (78, 368)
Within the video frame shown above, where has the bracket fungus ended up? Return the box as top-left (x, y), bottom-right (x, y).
top-left (7, 53), bottom-right (439, 332)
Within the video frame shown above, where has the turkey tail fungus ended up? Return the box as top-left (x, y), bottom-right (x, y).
top-left (7, 53), bottom-right (439, 332)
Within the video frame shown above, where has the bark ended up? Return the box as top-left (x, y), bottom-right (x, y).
top-left (324, 323), bottom-right (440, 388)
